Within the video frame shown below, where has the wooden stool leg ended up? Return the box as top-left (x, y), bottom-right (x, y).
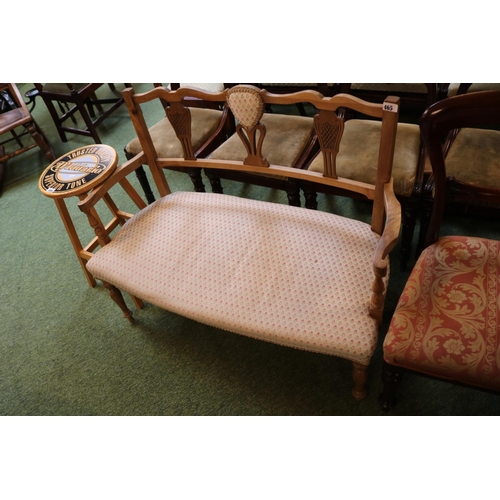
top-left (54, 198), bottom-right (96, 287)
top-left (352, 362), bottom-right (368, 401)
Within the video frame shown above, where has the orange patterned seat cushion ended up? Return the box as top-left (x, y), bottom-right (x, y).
top-left (383, 236), bottom-right (500, 391)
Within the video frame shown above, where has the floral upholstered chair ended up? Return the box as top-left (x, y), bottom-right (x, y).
top-left (380, 90), bottom-right (500, 409)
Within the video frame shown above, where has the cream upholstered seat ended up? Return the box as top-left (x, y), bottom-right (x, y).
top-left (308, 120), bottom-right (421, 198)
top-left (87, 191), bottom-right (388, 365)
top-left (124, 83), bottom-right (233, 203)
top-left (380, 90), bottom-right (500, 410)
top-left (205, 110), bottom-right (317, 206)
top-left (210, 113), bottom-right (315, 168)
top-left (125, 108), bottom-right (225, 160)
top-left (304, 118), bottom-right (423, 267)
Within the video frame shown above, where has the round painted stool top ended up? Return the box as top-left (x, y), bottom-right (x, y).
top-left (38, 144), bottom-right (118, 198)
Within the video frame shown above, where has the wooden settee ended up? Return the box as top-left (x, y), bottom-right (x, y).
top-left (78, 85), bottom-right (401, 400)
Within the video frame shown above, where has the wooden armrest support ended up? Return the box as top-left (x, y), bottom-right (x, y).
top-left (77, 151), bottom-right (147, 215)
top-left (373, 180), bottom-right (402, 270)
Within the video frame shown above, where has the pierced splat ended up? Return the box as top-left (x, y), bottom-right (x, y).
top-left (166, 102), bottom-right (195, 160)
top-left (314, 110), bottom-right (344, 178)
top-left (227, 86), bottom-right (269, 167)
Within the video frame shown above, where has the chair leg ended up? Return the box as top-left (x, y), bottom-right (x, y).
top-left (25, 121), bottom-right (55, 162)
top-left (399, 197), bottom-right (418, 270)
top-left (101, 280), bottom-right (134, 323)
top-left (378, 361), bottom-right (404, 411)
top-left (286, 180), bottom-right (301, 207)
top-left (124, 150), bottom-right (156, 204)
top-left (136, 166), bottom-right (156, 204)
top-left (303, 185), bottom-right (318, 210)
top-left (42, 98), bottom-right (69, 142)
top-left (75, 99), bottom-right (102, 143)
top-left (204, 169), bottom-right (223, 193)
top-left (352, 362), bottom-right (368, 401)
top-left (417, 194), bottom-right (433, 257)
top-left (187, 169), bottom-right (206, 192)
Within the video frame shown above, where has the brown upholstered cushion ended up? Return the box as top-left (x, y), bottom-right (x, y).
top-left (445, 128), bottom-right (500, 189)
top-left (125, 108), bottom-right (223, 157)
top-left (308, 120), bottom-right (421, 197)
top-left (209, 113), bottom-right (314, 167)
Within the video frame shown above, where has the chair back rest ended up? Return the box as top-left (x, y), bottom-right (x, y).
top-left (0, 83), bottom-right (31, 133)
top-left (123, 84), bottom-right (400, 235)
top-left (420, 89), bottom-right (500, 246)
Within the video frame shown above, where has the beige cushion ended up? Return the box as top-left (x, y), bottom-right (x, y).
top-left (87, 191), bottom-right (388, 365)
top-left (445, 128), bottom-right (500, 189)
top-left (309, 120), bottom-right (421, 197)
top-left (209, 113), bottom-right (314, 167)
top-left (125, 107), bottom-right (223, 157)
top-left (447, 83), bottom-right (500, 97)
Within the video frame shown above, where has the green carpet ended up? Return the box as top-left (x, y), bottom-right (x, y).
top-left (1, 83), bottom-right (499, 415)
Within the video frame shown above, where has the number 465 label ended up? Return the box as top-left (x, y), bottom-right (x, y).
top-left (383, 103), bottom-right (399, 113)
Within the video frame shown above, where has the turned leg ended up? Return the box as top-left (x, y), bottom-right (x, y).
top-left (378, 361), bottom-right (404, 411)
top-left (102, 280), bottom-right (134, 323)
top-left (352, 362), bottom-right (369, 401)
top-left (135, 165), bottom-right (156, 204)
top-left (285, 180), bottom-right (301, 207)
top-left (204, 169), bottom-right (224, 193)
top-left (303, 184), bottom-right (318, 210)
top-left (187, 168), bottom-right (206, 192)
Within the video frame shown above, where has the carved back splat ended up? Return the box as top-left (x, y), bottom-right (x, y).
top-left (314, 109), bottom-right (344, 179)
top-left (166, 102), bottom-right (195, 160)
top-left (227, 86), bottom-right (269, 167)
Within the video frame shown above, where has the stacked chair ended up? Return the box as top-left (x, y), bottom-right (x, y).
top-left (34, 83), bottom-right (130, 144)
top-left (0, 83), bottom-right (55, 193)
top-left (380, 90), bottom-right (500, 409)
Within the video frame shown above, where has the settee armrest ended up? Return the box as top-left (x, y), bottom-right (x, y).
top-left (369, 179), bottom-right (401, 324)
top-left (374, 179), bottom-right (402, 270)
top-left (77, 151), bottom-right (149, 216)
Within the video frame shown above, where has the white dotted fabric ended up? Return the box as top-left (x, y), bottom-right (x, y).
top-left (87, 192), bottom-right (387, 365)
